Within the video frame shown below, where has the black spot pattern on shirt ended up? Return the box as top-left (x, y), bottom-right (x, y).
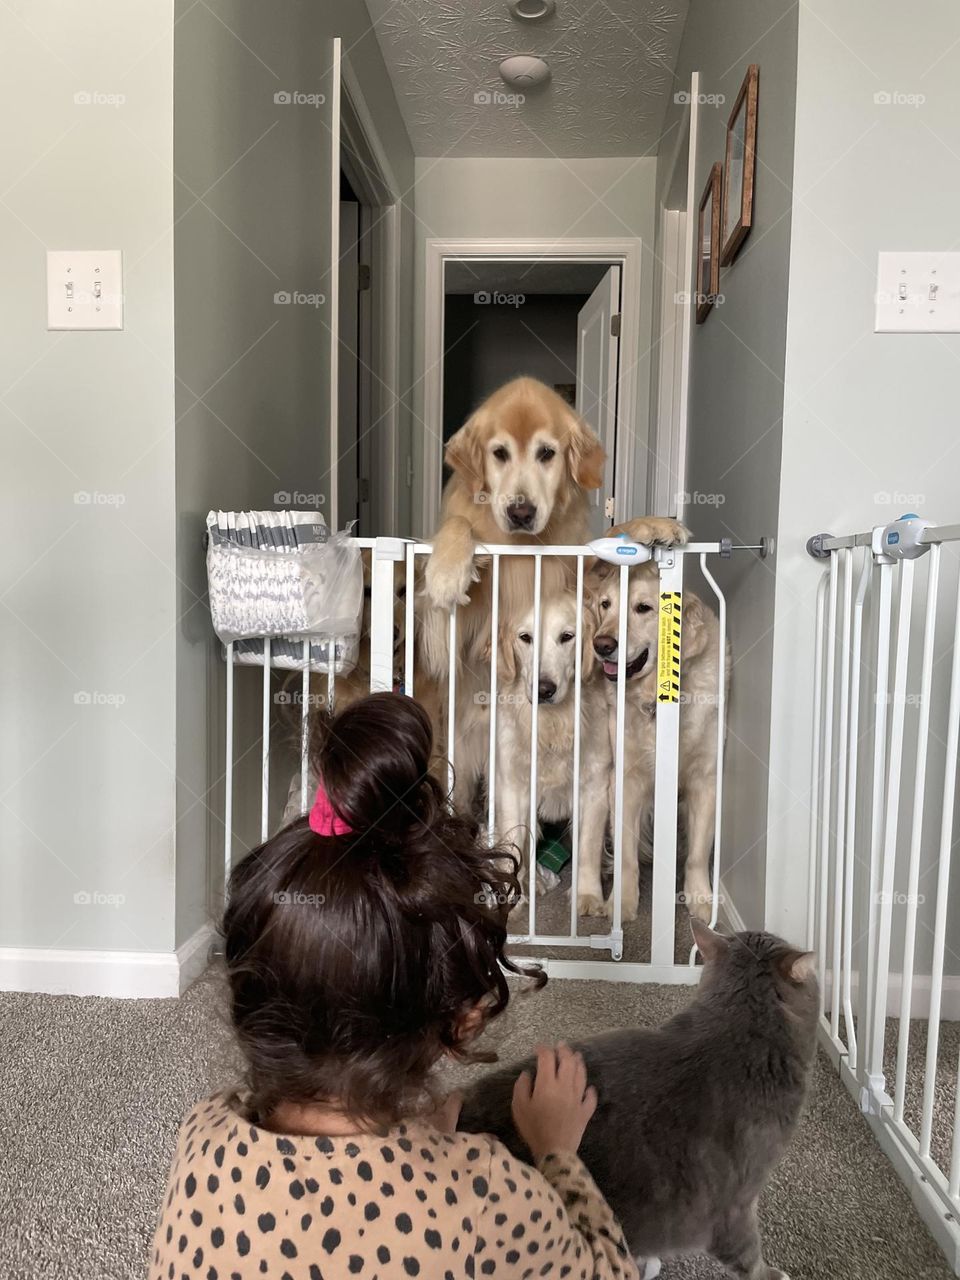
top-left (150, 1097), bottom-right (636, 1280)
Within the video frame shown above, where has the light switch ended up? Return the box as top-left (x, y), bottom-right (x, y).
top-left (875, 252), bottom-right (960, 333)
top-left (46, 250), bottom-right (123, 330)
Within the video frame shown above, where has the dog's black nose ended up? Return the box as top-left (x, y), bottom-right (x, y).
top-left (506, 501), bottom-right (537, 530)
top-left (538, 678), bottom-right (557, 703)
top-left (593, 634), bottom-right (617, 658)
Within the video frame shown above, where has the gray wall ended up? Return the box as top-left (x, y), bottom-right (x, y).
top-left (0, 0), bottom-right (177, 952)
top-left (173, 0), bottom-right (415, 946)
top-left (412, 156), bottom-right (659, 535)
top-left (0, 0), bottom-right (413, 961)
top-left (656, 0), bottom-right (800, 928)
top-left (766, 0), bottom-right (960, 942)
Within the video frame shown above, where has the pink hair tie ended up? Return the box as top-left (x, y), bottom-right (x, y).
top-left (308, 784), bottom-right (352, 837)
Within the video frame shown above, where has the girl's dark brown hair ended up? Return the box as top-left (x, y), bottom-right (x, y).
top-left (223, 691), bottom-right (542, 1127)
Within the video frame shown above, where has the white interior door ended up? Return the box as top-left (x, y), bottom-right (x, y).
top-left (338, 199), bottom-right (360, 529)
top-left (576, 266), bottom-right (621, 533)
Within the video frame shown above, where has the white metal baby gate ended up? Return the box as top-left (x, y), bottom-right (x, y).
top-left (809, 515), bottom-right (960, 1272)
top-left (222, 532), bottom-right (762, 984)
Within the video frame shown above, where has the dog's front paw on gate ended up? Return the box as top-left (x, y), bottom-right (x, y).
top-left (424, 555), bottom-right (476, 611)
top-left (577, 892), bottom-right (611, 919)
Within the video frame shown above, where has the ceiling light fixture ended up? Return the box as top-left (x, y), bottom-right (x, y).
top-left (508, 0), bottom-right (556, 19)
top-left (499, 54), bottom-right (551, 89)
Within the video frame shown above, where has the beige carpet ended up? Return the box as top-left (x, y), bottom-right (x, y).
top-left (0, 968), bottom-right (955, 1280)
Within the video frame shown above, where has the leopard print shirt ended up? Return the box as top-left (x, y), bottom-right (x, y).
top-left (150, 1094), bottom-right (637, 1280)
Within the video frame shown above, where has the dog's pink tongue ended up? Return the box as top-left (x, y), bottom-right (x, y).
top-left (602, 660), bottom-right (618, 676)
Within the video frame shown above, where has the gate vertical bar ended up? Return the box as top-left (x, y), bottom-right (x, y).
top-left (528, 556), bottom-right (543, 937)
top-left (862, 559), bottom-right (893, 1084)
top-left (610, 562), bottom-right (629, 951)
top-left (487, 554), bottom-right (501, 844)
top-left (831, 549), bottom-right (854, 1039)
top-left (869, 559), bottom-right (915, 1093)
top-left (404, 542), bottom-right (416, 696)
top-left (894, 545), bottom-right (940, 1122)
top-left (808, 574), bottom-right (828, 952)
top-left (569, 556), bottom-right (584, 935)
top-left (817, 553), bottom-right (838, 1021)
top-left (842, 549), bottom-right (871, 1067)
top-left (224, 641), bottom-right (234, 885)
top-left (301, 640), bottom-right (310, 811)
top-left (261, 638), bottom-right (271, 841)
top-left (921, 572), bottom-right (960, 1158)
top-left (651, 551), bottom-right (683, 967)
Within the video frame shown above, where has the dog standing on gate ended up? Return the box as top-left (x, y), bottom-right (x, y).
top-left (586, 555), bottom-right (730, 922)
top-left (492, 594), bottom-right (611, 896)
top-left (421, 376), bottom-right (688, 808)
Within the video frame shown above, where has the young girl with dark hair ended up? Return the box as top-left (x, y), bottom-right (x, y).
top-left (151, 692), bottom-right (637, 1279)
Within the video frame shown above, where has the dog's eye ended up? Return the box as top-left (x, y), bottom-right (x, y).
top-left (518, 632), bottom-right (532, 645)
top-left (600, 599), bottom-right (610, 611)
top-left (492, 445), bottom-right (509, 463)
top-left (537, 445), bottom-right (556, 463)
top-left (634, 603), bottom-right (653, 615)
top-left (559, 631), bottom-right (575, 644)
top-left (396, 584), bottom-right (406, 599)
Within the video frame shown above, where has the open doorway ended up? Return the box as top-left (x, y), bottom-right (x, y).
top-left (423, 238), bottom-right (643, 536)
top-left (442, 260), bottom-right (619, 536)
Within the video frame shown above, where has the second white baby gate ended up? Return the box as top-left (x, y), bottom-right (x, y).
top-left (220, 529), bottom-right (766, 984)
top-left (808, 514), bottom-right (960, 1273)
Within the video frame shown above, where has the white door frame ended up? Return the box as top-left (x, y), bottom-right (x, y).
top-left (328, 51), bottom-right (402, 535)
top-left (648, 71), bottom-right (700, 520)
top-left (422, 237), bottom-right (643, 538)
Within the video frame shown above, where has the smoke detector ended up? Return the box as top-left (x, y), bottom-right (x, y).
top-left (508, 0), bottom-right (556, 19)
top-left (499, 55), bottom-right (551, 89)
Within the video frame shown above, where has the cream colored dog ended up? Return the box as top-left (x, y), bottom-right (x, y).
top-left (421, 376), bottom-right (688, 810)
top-left (493, 594), bottom-right (611, 907)
top-left (588, 560), bottom-right (730, 923)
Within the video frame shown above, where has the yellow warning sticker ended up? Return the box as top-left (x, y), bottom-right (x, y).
top-left (657, 591), bottom-right (682, 703)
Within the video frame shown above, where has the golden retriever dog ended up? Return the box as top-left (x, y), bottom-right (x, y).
top-left (421, 376), bottom-right (688, 810)
top-left (492, 594), bottom-right (611, 905)
top-left (587, 560), bottom-right (730, 923)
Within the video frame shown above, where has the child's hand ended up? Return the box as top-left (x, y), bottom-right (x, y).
top-left (426, 1090), bottom-right (463, 1134)
top-left (511, 1043), bottom-right (598, 1163)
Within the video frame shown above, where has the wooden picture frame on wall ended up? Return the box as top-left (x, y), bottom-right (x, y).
top-left (721, 64), bottom-right (759, 266)
top-left (696, 162), bottom-right (722, 324)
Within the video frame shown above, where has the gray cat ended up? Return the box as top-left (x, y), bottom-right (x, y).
top-left (458, 920), bottom-right (818, 1279)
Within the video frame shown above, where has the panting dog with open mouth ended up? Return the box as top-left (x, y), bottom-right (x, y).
top-left (587, 552), bottom-right (730, 923)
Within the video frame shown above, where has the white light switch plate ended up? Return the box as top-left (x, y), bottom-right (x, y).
top-left (875, 251), bottom-right (960, 333)
top-left (46, 249), bottom-right (123, 330)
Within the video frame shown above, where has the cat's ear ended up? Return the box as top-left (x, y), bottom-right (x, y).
top-left (690, 918), bottom-right (730, 962)
top-left (779, 950), bottom-right (817, 984)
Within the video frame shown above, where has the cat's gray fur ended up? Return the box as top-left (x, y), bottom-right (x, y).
top-left (458, 922), bottom-right (818, 1280)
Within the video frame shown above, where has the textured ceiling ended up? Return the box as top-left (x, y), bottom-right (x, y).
top-left (364, 0), bottom-right (689, 158)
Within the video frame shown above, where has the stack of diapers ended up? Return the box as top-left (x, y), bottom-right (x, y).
top-left (205, 510), bottom-right (363, 674)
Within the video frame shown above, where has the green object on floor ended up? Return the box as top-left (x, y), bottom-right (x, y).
top-left (536, 836), bottom-right (570, 874)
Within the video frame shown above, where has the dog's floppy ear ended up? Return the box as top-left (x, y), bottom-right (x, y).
top-left (498, 625), bottom-right (518, 684)
top-left (562, 408), bottom-right (605, 490)
top-left (445, 413), bottom-right (486, 496)
top-left (481, 625), bottom-right (518, 685)
top-left (681, 594), bottom-right (710, 661)
top-left (579, 606), bottom-right (598, 675)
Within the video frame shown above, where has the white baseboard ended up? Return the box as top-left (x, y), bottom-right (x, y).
top-left (0, 920), bottom-right (216, 998)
